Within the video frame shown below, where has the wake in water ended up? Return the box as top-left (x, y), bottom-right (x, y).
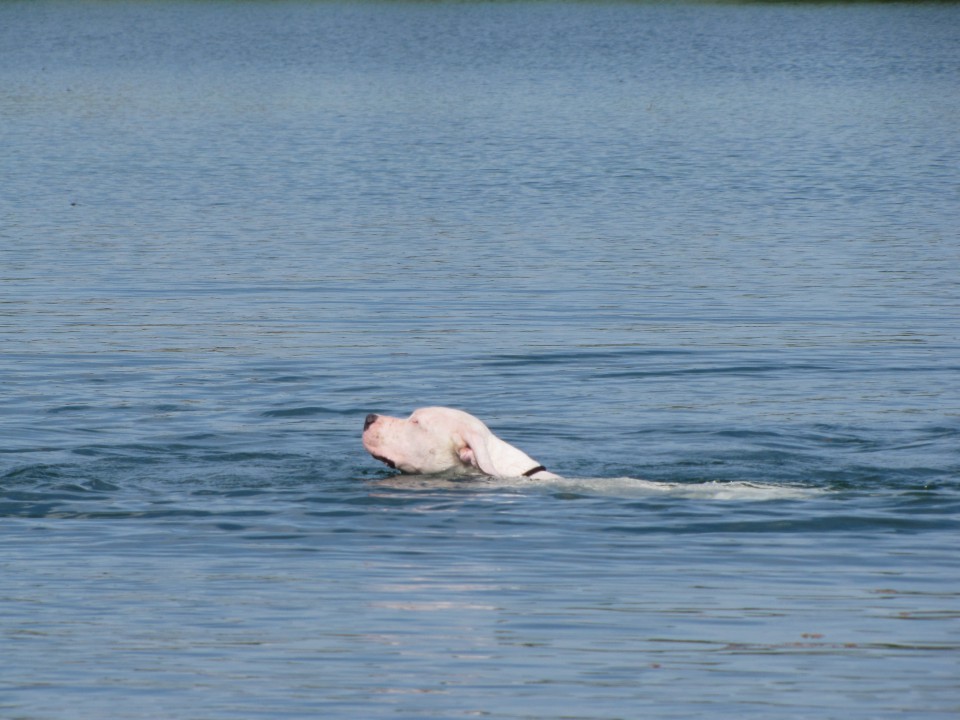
top-left (372, 475), bottom-right (822, 501)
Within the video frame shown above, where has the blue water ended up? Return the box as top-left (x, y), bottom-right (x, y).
top-left (2, 2), bottom-right (959, 718)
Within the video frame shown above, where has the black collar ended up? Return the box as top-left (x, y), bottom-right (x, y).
top-left (522, 465), bottom-right (548, 478)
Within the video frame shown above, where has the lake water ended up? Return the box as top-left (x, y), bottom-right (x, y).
top-left (2, 1), bottom-right (959, 718)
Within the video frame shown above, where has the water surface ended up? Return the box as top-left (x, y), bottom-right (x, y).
top-left (2, 2), bottom-right (959, 718)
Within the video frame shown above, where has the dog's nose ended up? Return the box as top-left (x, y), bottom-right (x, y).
top-left (364, 414), bottom-right (378, 431)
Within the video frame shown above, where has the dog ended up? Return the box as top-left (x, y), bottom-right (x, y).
top-left (362, 407), bottom-right (558, 480)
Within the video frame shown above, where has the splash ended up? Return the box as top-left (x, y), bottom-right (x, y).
top-left (526, 477), bottom-right (822, 501)
top-left (373, 474), bottom-right (823, 501)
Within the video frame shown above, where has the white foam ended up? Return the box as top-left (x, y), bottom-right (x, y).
top-left (523, 477), bottom-right (822, 501)
top-left (374, 475), bottom-right (822, 501)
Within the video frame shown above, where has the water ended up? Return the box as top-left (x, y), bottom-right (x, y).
top-left (2, 1), bottom-right (959, 718)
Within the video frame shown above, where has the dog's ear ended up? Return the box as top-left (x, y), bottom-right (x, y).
top-left (457, 429), bottom-right (499, 476)
top-left (457, 426), bottom-right (538, 478)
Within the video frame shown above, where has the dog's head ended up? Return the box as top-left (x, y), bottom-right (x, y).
top-left (362, 407), bottom-right (548, 478)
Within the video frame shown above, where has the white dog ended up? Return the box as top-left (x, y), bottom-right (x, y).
top-left (363, 407), bottom-right (558, 480)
